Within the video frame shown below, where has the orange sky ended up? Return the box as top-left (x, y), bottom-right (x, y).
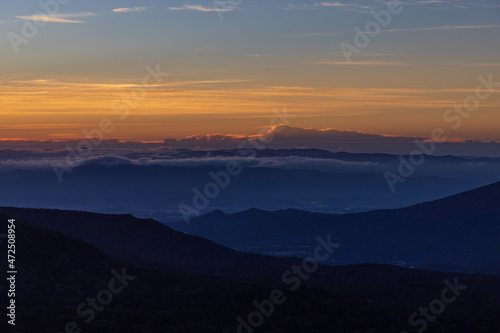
top-left (1, 73), bottom-right (500, 141)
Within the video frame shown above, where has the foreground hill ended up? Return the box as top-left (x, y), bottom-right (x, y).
top-left (1, 212), bottom-right (500, 332)
top-left (175, 181), bottom-right (500, 274)
top-left (0, 207), bottom-right (294, 279)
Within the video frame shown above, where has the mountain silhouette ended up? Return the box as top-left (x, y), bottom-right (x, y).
top-left (176, 181), bottom-right (500, 273)
top-left (2, 208), bottom-right (500, 332)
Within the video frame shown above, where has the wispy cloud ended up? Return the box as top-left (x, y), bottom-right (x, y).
top-left (304, 23), bottom-right (500, 37)
top-left (384, 24), bottom-right (500, 32)
top-left (16, 7), bottom-right (149, 24)
top-left (454, 62), bottom-right (500, 67)
top-left (17, 12), bottom-right (97, 23)
top-left (285, 2), bottom-right (372, 12)
top-left (300, 32), bottom-right (342, 37)
top-left (248, 54), bottom-right (271, 58)
top-left (411, 0), bottom-right (448, 4)
top-left (113, 7), bottom-right (148, 13)
top-left (168, 5), bottom-right (232, 12)
top-left (309, 60), bottom-right (411, 66)
top-left (407, 0), bottom-right (500, 8)
top-left (9, 78), bottom-right (249, 89)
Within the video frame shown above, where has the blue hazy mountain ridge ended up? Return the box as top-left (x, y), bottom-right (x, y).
top-left (175, 181), bottom-right (500, 274)
top-left (1, 149), bottom-right (499, 222)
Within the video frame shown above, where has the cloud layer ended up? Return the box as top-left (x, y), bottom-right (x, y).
top-left (1, 126), bottom-right (499, 159)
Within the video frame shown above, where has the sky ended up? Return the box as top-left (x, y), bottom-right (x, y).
top-left (0, 0), bottom-right (499, 143)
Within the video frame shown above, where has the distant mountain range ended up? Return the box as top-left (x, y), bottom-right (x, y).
top-left (1, 148), bottom-right (499, 222)
top-left (174, 181), bottom-right (500, 274)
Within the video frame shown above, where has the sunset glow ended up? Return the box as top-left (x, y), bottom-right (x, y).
top-left (1, 0), bottom-right (499, 142)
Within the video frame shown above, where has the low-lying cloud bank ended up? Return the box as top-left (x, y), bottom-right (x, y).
top-left (162, 125), bottom-right (500, 156)
top-left (1, 146), bottom-right (500, 185)
top-left (1, 125), bottom-right (499, 156)
top-left (0, 153), bottom-right (380, 173)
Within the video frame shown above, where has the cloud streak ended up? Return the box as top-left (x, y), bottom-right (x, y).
top-left (169, 5), bottom-right (233, 12)
top-left (113, 7), bottom-right (148, 13)
top-left (16, 7), bottom-right (149, 24)
top-left (310, 24), bottom-right (500, 36)
top-left (309, 61), bottom-right (411, 66)
top-left (383, 24), bottom-right (500, 33)
top-left (17, 12), bottom-right (98, 24)
top-left (285, 2), bottom-right (372, 12)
